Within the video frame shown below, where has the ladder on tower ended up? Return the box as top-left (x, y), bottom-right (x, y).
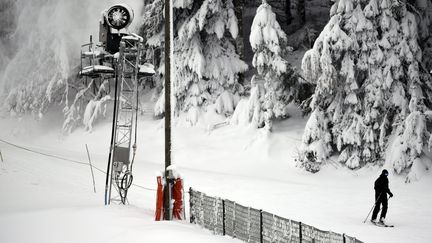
top-left (105, 35), bottom-right (142, 205)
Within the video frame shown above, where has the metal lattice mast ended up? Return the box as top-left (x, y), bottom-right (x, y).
top-left (106, 36), bottom-right (142, 205)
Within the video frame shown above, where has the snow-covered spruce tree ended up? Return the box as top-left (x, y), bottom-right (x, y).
top-left (300, 0), bottom-right (432, 177)
top-left (413, 0), bottom-right (432, 71)
top-left (173, 0), bottom-right (247, 125)
top-left (407, 0), bottom-right (432, 115)
top-left (174, 33), bottom-right (208, 124)
top-left (352, 1), bottom-right (383, 166)
top-left (1, 1), bottom-right (139, 133)
top-left (300, 4), bottom-right (355, 172)
top-left (141, 0), bottom-right (165, 43)
top-left (247, 1), bottom-right (298, 130)
top-left (2, 0), bottom-right (70, 118)
top-left (140, 0), bottom-right (166, 117)
top-left (0, 0), bottom-right (18, 78)
top-left (379, 0), bottom-right (429, 181)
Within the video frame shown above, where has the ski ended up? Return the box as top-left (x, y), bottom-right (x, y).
top-left (372, 222), bottom-right (394, 227)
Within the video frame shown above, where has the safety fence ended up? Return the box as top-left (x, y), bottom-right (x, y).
top-left (189, 188), bottom-right (363, 243)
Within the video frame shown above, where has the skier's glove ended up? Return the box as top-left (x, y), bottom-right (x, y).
top-left (389, 192), bottom-right (393, 198)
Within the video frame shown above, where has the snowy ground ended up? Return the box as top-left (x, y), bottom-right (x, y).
top-left (0, 104), bottom-right (432, 243)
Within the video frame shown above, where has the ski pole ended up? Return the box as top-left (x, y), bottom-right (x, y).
top-left (363, 193), bottom-right (382, 223)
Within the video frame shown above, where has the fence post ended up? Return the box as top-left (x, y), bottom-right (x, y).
top-left (233, 202), bottom-right (236, 238)
top-left (260, 210), bottom-right (263, 243)
top-left (222, 199), bottom-right (226, 236)
top-left (189, 187), bottom-right (194, 223)
top-left (343, 233), bottom-right (346, 243)
top-left (299, 222), bottom-right (302, 243)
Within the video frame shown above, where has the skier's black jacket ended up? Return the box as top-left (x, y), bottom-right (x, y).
top-left (374, 174), bottom-right (393, 198)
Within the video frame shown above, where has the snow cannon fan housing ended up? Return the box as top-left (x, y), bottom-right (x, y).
top-left (106, 4), bottom-right (134, 30)
top-left (100, 4), bottom-right (135, 54)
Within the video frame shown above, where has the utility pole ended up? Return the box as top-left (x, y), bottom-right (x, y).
top-left (163, 0), bottom-right (173, 220)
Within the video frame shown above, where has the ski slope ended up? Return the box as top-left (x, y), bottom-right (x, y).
top-left (0, 107), bottom-right (431, 243)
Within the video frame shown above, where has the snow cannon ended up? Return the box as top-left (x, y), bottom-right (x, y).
top-left (100, 4), bottom-right (135, 54)
top-left (78, 3), bottom-right (155, 206)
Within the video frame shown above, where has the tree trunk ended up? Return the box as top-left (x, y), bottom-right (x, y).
top-left (297, 0), bottom-right (305, 25)
top-left (286, 0), bottom-right (292, 25)
top-left (233, 0), bottom-right (245, 84)
top-left (233, 0), bottom-right (245, 59)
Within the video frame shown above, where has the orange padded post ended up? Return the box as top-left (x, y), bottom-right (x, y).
top-left (155, 176), bottom-right (164, 221)
top-left (172, 178), bottom-right (184, 220)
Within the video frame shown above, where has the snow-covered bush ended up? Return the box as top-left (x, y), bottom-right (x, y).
top-left (62, 79), bottom-right (110, 134)
top-left (299, 0), bottom-right (432, 178)
top-left (230, 75), bottom-right (265, 127)
top-left (81, 80), bottom-right (110, 132)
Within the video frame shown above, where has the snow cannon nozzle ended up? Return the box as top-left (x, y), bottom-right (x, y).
top-left (104, 4), bottom-right (134, 30)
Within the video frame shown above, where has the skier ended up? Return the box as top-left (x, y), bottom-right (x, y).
top-left (371, 169), bottom-right (393, 225)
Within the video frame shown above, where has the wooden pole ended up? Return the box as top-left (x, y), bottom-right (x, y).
top-left (85, 144), bottom-right (97, 193)
top-left (163, 0), bottom-right (173, 221)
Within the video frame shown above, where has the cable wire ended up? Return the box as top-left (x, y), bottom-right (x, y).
top-left (0, 138), bottom-right (88, 166)
top-left (0, 138), bottom-right (156, 192)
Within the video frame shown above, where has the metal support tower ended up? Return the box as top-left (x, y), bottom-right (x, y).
top-left (105, 36), bottom-right (142, 205)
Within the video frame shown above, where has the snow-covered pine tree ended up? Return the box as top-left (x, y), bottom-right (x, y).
top-left (248, 0), bottom-right (298, 130)
top-left (408, 0), bottom-right (432, 121)
top-left (300, 0), bottom-right (357, 171)
top-left (2, 0), bottom-right (71, 119)
top-left (141, 0), bottom-right (166, 117)
top-left (205, 35), bottom-right (247, 116)
top-left (1, 1), bottom-right (144, 133)
top-left (300, 0), bottom-right (432, 178)
top-left (174, 33), bottom-right (208, 124)
top-left (0, 0), bottom-right (17, 80)
top-left (174, 0), bottom-right (247, 125)
top-left (351, 1), bottom-right (382, 166)
top-left (413, 0), bottom-right (432, 71)
top-left (379, 0), bottom-right (429, 180)
top-left (141, 0), bottom-right (165, 43)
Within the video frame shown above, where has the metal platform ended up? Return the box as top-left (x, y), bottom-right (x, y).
top-left (79, 38), bottom-right (115, 78)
